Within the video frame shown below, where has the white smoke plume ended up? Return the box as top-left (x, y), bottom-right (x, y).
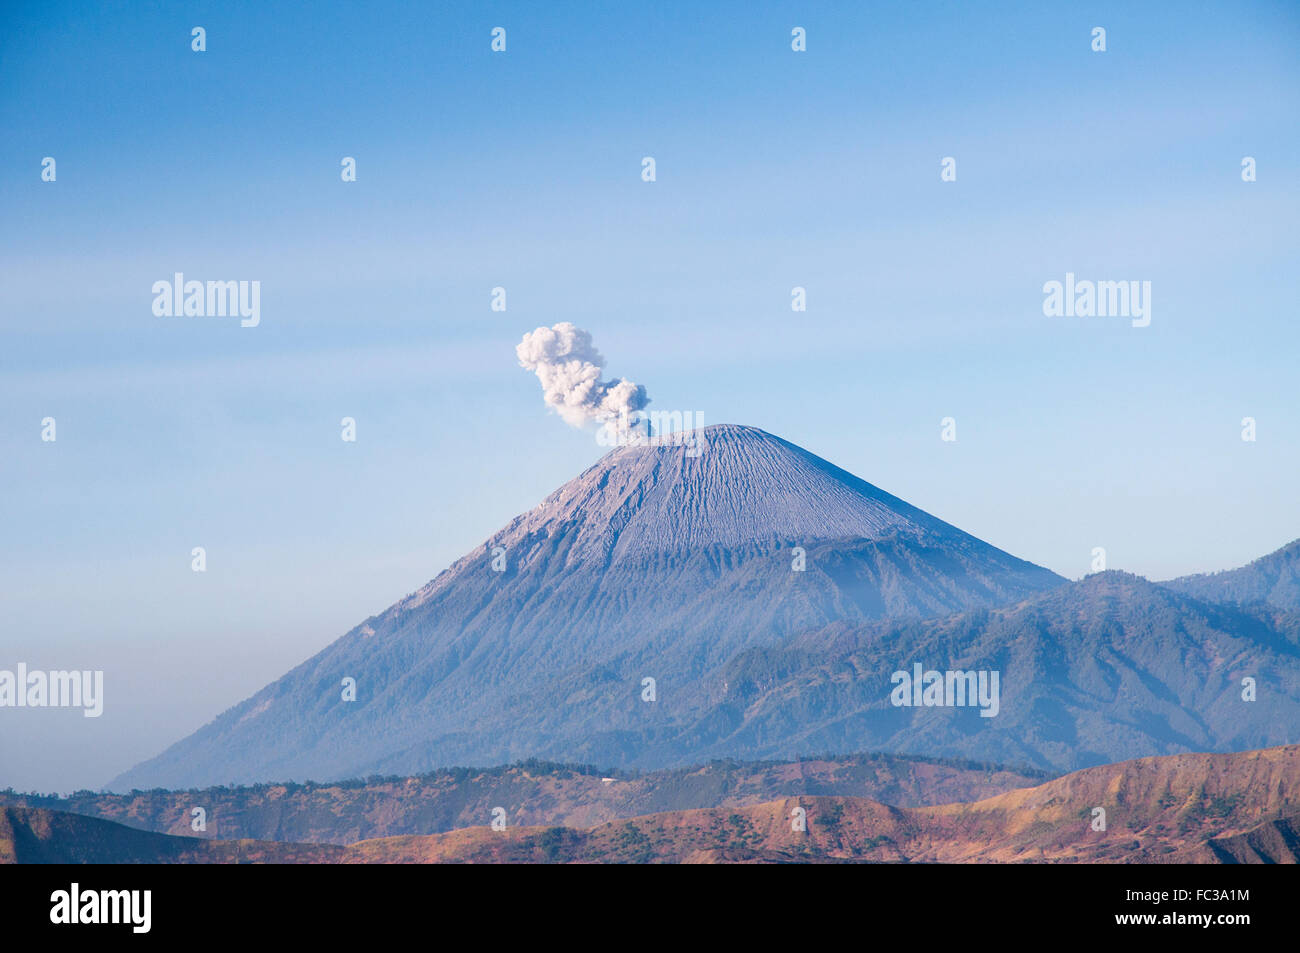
top-left (516, 322), bottom-right (650, 438)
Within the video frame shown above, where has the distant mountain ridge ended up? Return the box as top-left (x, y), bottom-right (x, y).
top-left (635, 571), bottom-right (1300, 771)
top-left (1163, 538), bottom-right (1300, 611)
top-left (112, 424), bottom-right (1064, 790)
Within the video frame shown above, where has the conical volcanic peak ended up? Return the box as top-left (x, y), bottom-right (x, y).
top-left (466, 424), bottom-right (960, 569)
top-left (109, 423), bottom-right (1067, 790)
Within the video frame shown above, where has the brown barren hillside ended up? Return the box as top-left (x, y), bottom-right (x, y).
top-left (6, 747), bottom-right (1297, 864)
top-left (339, 744), bottom-right (1300, 864)
top-left (1, 753), bottom-right (1044, 844)
top-left (1192, 816), bottom-right (1300, 863)
top-left (918, 743), bottom-right (1300, 862)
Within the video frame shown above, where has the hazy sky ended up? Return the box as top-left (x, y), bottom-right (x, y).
top-left (2, 1), bottom-right (1298, 792)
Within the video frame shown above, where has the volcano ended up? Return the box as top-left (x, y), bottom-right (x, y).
top-left (111, 424), bottom-right (1064, 789)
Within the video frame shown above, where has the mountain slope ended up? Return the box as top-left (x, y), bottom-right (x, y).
top-left (112, 425), bottom-right (1062, 789)
top-left (1163, 538), bottom-right (1300, 610)
top-left (1198, 816), bottom-right (1300, 863)
top-left (630, 572), bottom-right (1300, 771)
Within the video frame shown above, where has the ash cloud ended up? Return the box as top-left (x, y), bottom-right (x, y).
top-left (516, 322), bottom-right (650, 438)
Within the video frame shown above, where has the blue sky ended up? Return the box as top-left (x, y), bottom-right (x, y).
top-left (2, 0), bottom-right (1298, 792)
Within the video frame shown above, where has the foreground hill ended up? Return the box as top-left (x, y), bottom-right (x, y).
top-left (112, 424), bottom-right (1063, 789)
top-left (0, 808), bottom-right (337, 864)
top-left (6, 753), bottom-right (1045, 845)
top-left (342, 745), bottom-right (1300, 864)
top-left (11, 747), bottom-right (1299, 864)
